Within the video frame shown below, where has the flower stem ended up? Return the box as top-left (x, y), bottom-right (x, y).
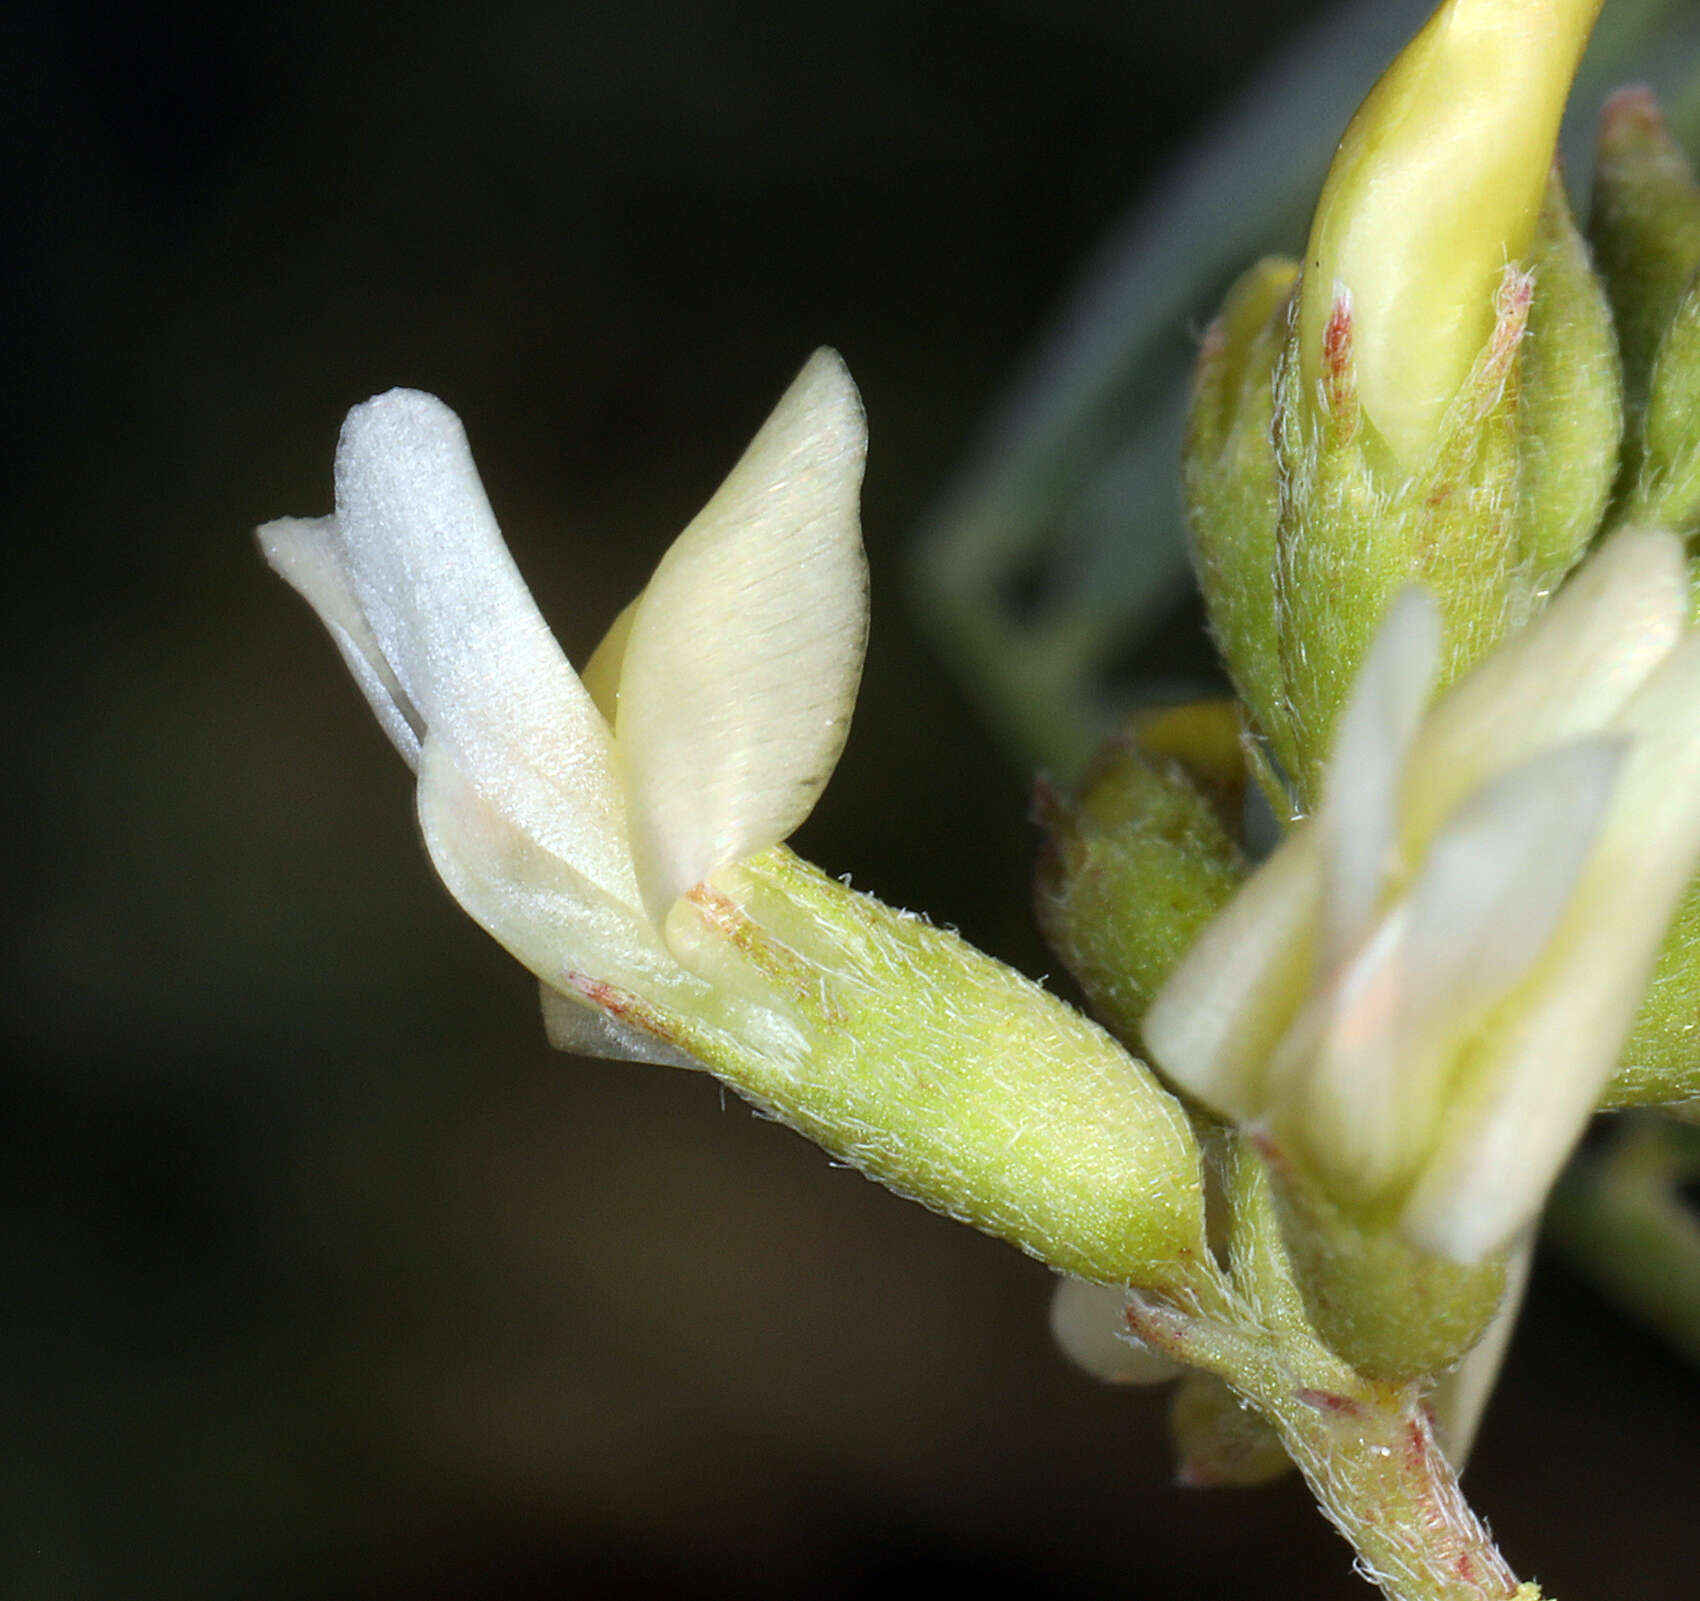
top-left (1125, 1278), bottom-right (1539, 1601)
top-left (1248, 1373), bottom-right (1529, 1601)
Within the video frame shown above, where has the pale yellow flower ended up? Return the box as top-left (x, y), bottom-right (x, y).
top-left (1146, 529), bottom-right (1700, 1261)
top-left (1298, 0), bottom-right (1601, 464)
top-left (259, 351), bottom-right (868, 1062)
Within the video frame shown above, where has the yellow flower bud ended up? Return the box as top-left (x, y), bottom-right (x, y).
top-left (1298, 0), bottom-right (1601, 466)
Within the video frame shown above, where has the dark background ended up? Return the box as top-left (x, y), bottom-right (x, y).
top-left (4, 2), bottom-right (1697, 1596)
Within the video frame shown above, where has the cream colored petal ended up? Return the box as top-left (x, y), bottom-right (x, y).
top-left (1143, 823), bottom-right (1323, 1121)
top-left (1267, 903), bottom-right (1409, 1207)
top-left (1397, 733), bottom-right (1624, 1100)
top-left (334, 388), bottom-right (636, 903)
top-left (1049, 1276), bottom-right (1184, 1385)
top-left (1319, 585), bottom-right (1439, 970)
top-left (257, 514), bottom-right (425, 766)
top-left (1292, 740), bottom-right (1622, 1207)
top-left (1401, 527), bottom-right (1686, 851)
top-left (415, 737), bottom-right (681, 1006)
top-left (1402, 633), bottom-right (1700, 1260)
top-left (581, 592), bottom-right (640, 727)
top-left (1260, 589), bottom-right (1437, 1195)
top-left (1404, 740), bottom-right (1622, 1025)
top-left (1297, 0), bottom-right (1601, 464)
top-left (614, 349), bottom-right (870, 923)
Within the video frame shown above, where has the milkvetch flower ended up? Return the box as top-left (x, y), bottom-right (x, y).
top-left (258, 352), bottom-right (1212, 1288)
top-left (1145, 528), bottom-right (1700, 1263)
top-left (259, 349), bottom-right (869, 1062)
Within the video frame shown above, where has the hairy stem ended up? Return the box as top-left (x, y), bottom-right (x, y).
top-left (1248, 1373), bottom-right (1531, 1601)
top-left (1125, 1280), bottom-right (1539, 1601)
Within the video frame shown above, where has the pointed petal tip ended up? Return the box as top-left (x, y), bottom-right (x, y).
top-left (1400, 525), bottom-right (1687, 844)
top-left (256, 511), bottom-right (342, 579)
top-left (1332, 583), bottom-right (1443, 770)
top-left (616, 347), bottom-right (872, 923)
top-left (798, 344), bottom-right (860, 406)
top-left (255, 513), bottom-right (301, 562)
top-left (1382, 584), bottom-right (1444, 679)
top-left (255, 511), bottom-right (426, 765)
top-left (780, 347), bottom-right (868, 468)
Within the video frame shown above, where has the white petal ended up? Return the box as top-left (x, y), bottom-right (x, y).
top-left (1319, 586), bottom-right (1439, 971)
top-left (257, 514), bottom-right (425, 766)
top-left (415, 737), bottom-right (681, 1006)
top-left (1267, 902), bottom-right (1410, 1206)
top-left (1405, 740), bottom-right (1623, 1016)
top-left (1401, 527), bottom-right (1686, 851)
top-left (1397, 734), bottom-right (1624, 1081)
top-left (1288, 740), bottom-right (1623, 1207)
top-left (1049, 1276), bottom-right (1184, 1385)
top-left (1402, 633), bottom-right (1700, 1260)
top-left (613, 348), bottom-right (870, 923)
top-left (334, 388), bottom-right (636, 903)
top-left (1143, 822), bottom-right (1323, 1121)
top-left (1429, 1231), bottom-right (1531, 1472)
top-left (538, 982), bottom-right (704, 1070)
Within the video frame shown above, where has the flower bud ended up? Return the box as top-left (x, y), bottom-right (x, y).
top-left (1050, 1277), bottom-right (1184, 1386)
top-left (1298, 0), bottom-right (1601, 467)
top-left (1184, 258), bottom-right (1298, 740)
top-left (1590, 90), bottom-right (1700, 535)
top-left (1169, 1372), bottom-right (1292, 1487)
top-left (1034, 701), bottom-right (1247, 1052)
top-left (1590, 87), bottom-right (1700, 418)
top-left (1187, 2), bottom-right (1620, 804)
top-left (1635, 276), bottom-right (1700, 534)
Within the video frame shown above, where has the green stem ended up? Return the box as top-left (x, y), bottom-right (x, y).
top-left (1124, 1279), bottom-right (1540, 1601)
top-left (1247, 1370), bottom-right (1531, 1601)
